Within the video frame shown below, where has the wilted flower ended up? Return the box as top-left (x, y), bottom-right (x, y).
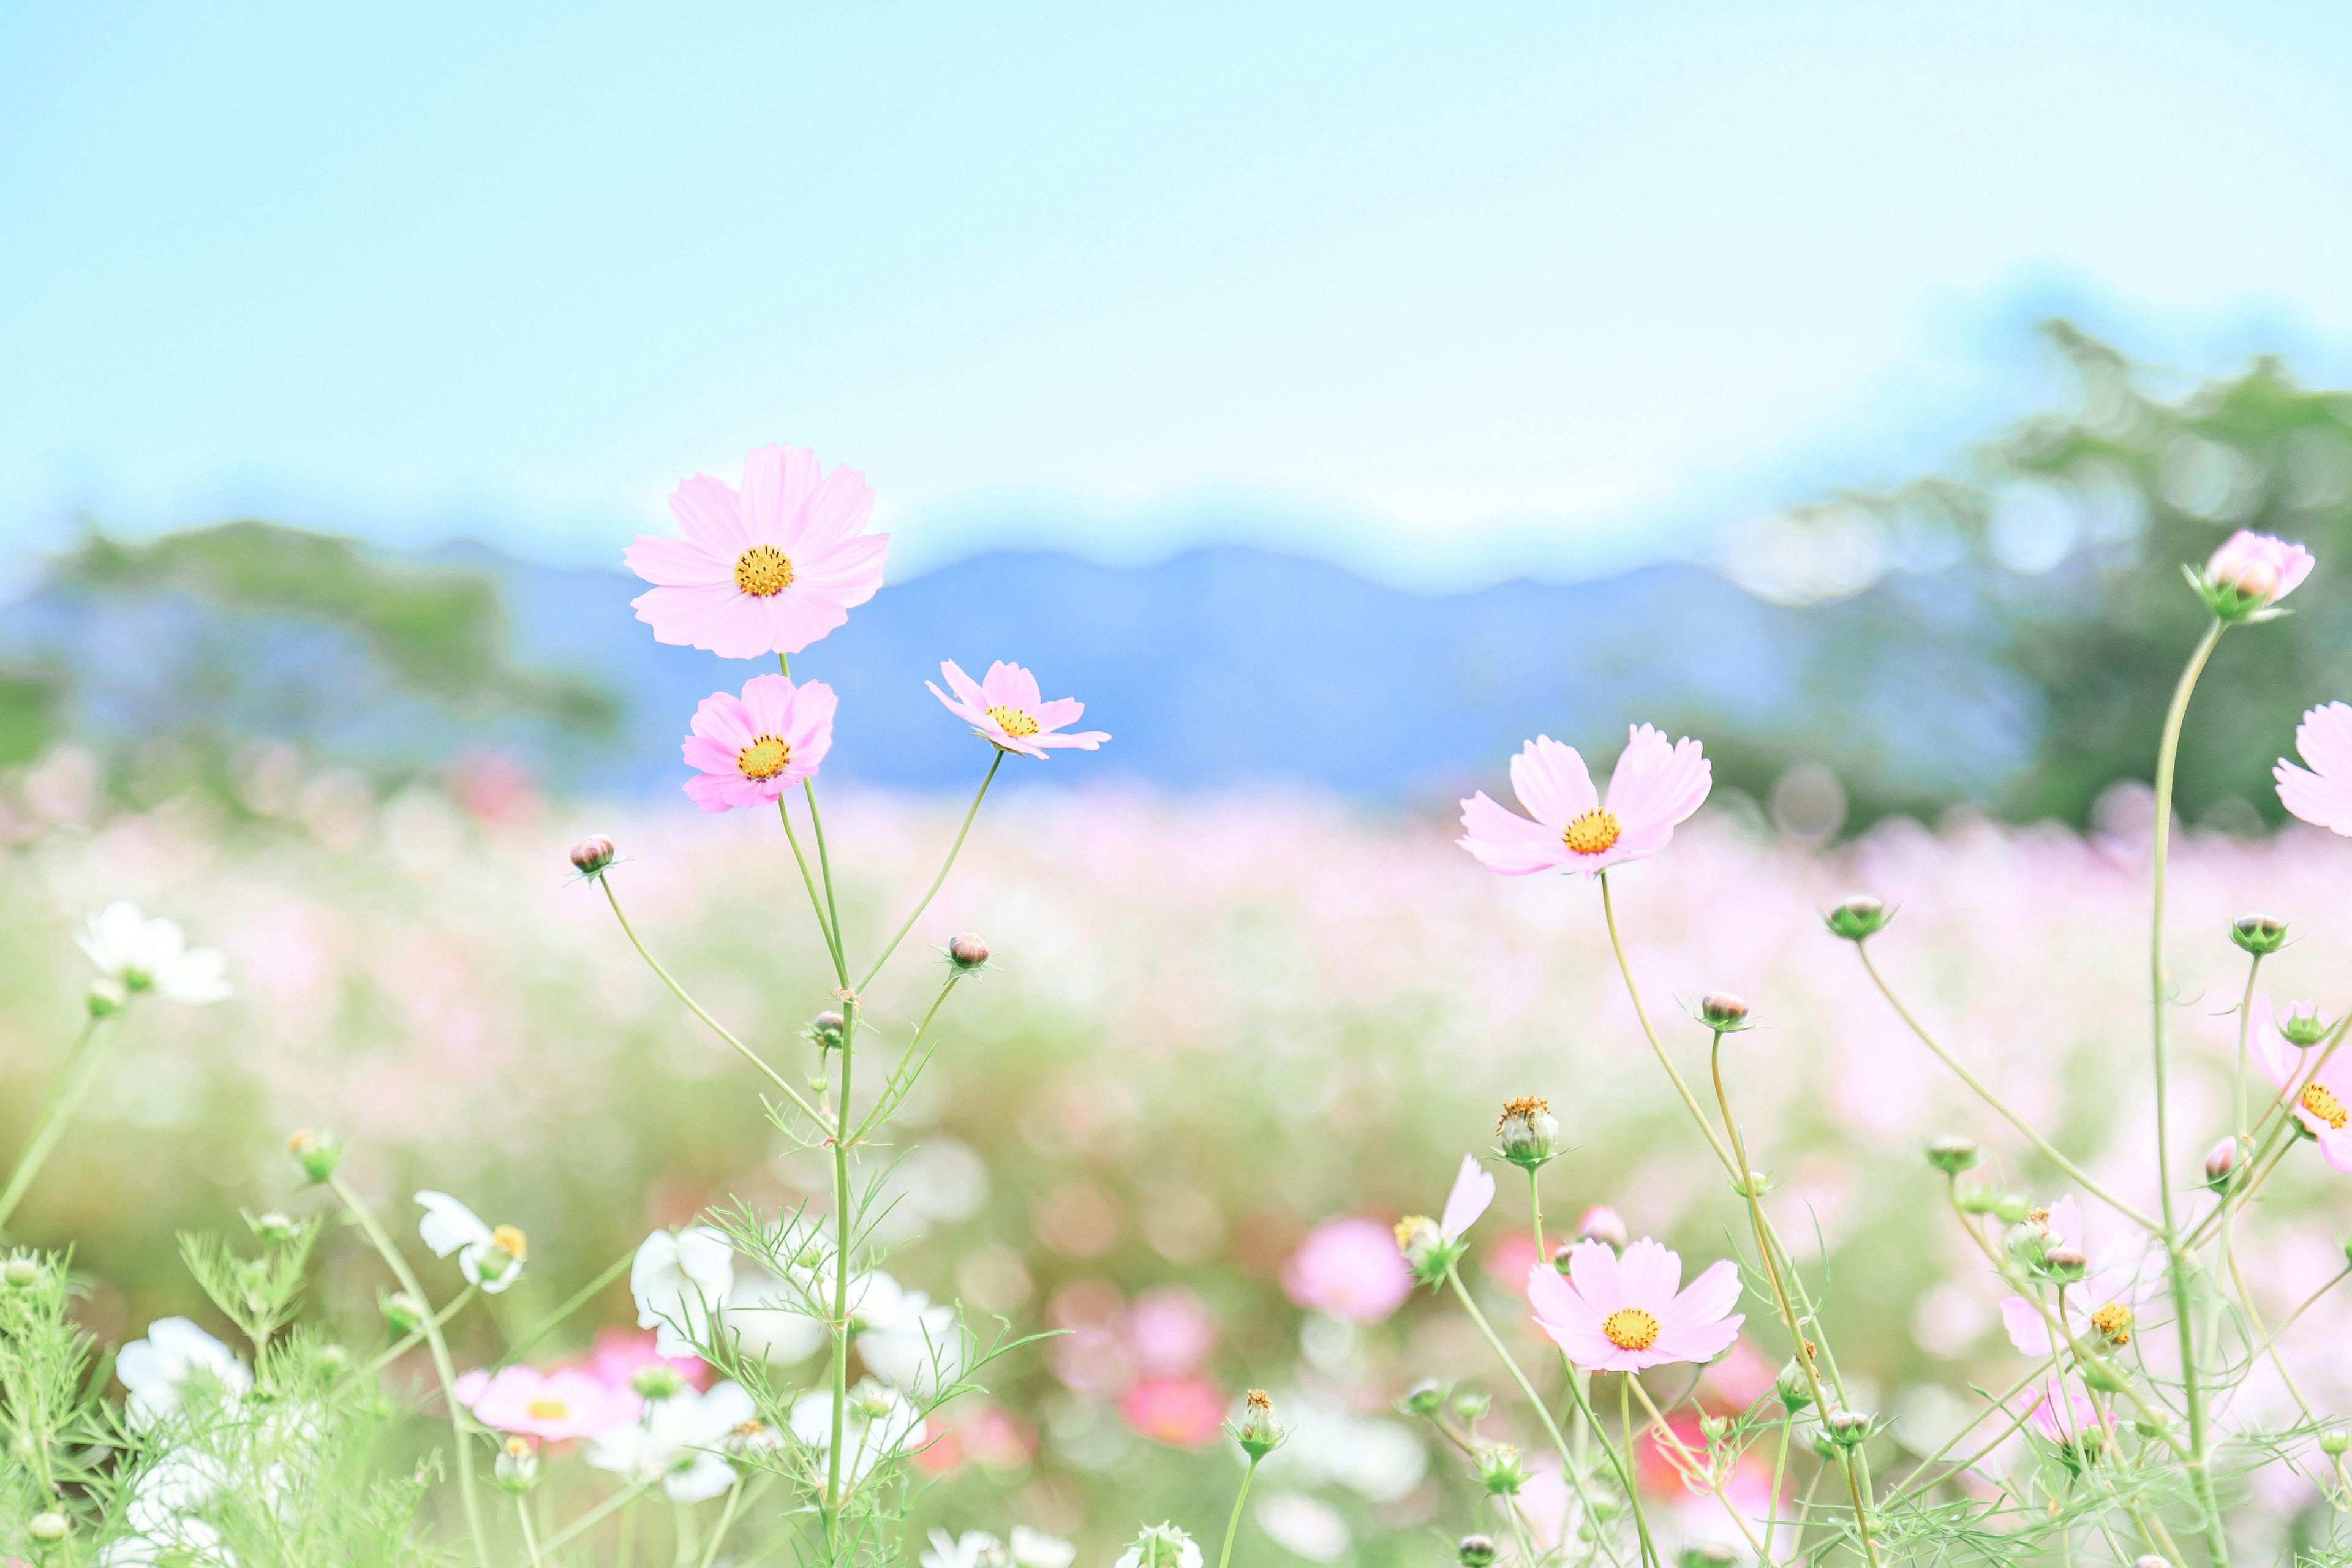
top-left (78, 902), bottom-right (231, 1005)
top-left (626, 444), bottom-right (888, 658)
top-left (680, 674), bottom-right (837, 813)
top-left (415, 1192), bottom-right (528, 1293)
top-left (2198, 529), bottom-right (2313, 619)
top-left (1114, 1523), bottom-right (1202, 1568)
top-left (1577, 1205), bottom-right (1629, 1251)
top-left (2251, 993), bottom-right (2352, 1170)
top-left (1232, 1387), bottom-right (1284, 1460)
top-left (1394, 1156), bottom-right (1495, 1282)
top-left (1493, 1096), bottom-right (1559, 1169)
top-left (117, 1317), bottom-right (252, 1425)
top-left (587, 1379), bottom-right (756, 1502)
top-left (456, 1365), bottom-right (639, 1441)
top-left (1457, 726), bottom-right (1711, 877)
top-left (2275, 703), bottom-right (2352, 835)
top-left (927, 660), bottom-right (1110, 759)
top-left (1528, 1238), bottom-right (1744, 1372)
top-left (630, 1226), bottom-right (736, 1360)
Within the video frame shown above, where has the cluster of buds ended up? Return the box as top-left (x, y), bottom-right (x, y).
top-left (1232, 1388), bottom-right (1285, 1460)
top-left (1473, 1441), bottom-right (1528, 1496)
top-left (1493, 1095), bottom-right (1560, 1171)
top-left (1697, 992), bottom-right (1753, 1033)
top-left (1823, 895), bottom-right (1892, 943)
top-left (493, 1435), bottom-right (540, 1493)
top-left (948, 932), bottom-right (991, 970)
top-left (568, 834), bottom-right (617, 877)
top-left (1924, 1136), bottom-right (1983, 1176)
top-left (2192, 530), bottom-right (2313, 623)
top-left (2231, 913), bottom-right (2288, 956)
top-left (1956, 1186), bottom-right (2031, 1224)
top-left (284, 1128), bottom-right (342, 1185)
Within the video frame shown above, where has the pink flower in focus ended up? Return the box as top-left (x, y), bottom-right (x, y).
top-left (1458, 726), bottom-right (1711, 878)
top-left (680, 674), bottom-right (837, 813)
top-left (927, 661), bottom-right (1109, 760)
top-left (2026, 1376), bottom-right (2111, 1449)
top-left (1118, 1374), bottom-right (1226, 1448)
top-left (2204, 529), bottom-right (2314, 609)
top-left (2250, 993), bottom-right (2352, 1170)
top-left (2275, 703), bottom-right (2352, 835)
top-left (581, 1327), bottom-right (710, 1393)
top-left (625, 445), bottom-right (888, 658)
top-left (1281, 1217), bottom-right (1413, 1323)
top-left (455, 1365), bottom-right (640, 1441)
top-left (1125, 1286), bottom-right (1218, 1376)
top-left (1528, 1238), bottom-right (1744, 1373)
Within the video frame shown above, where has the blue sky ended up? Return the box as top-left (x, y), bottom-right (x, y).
top-left (4, 2), bottom-right (2350, 589)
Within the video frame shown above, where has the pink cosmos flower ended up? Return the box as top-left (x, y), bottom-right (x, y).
top-left (2204, 529), bottom-right (2314, 609)
top-left (1123, 1286), bottom-right (1218, 1377)
top-left (454, 1365), bottom-right (640, 1441)
top-left (2250, 992), bottom-right (2352, 1170)
top-left (1118, 1374), bottom-right (1226, 1448)
top-left (926, 661), bottom-right (1109, 760)
top-left (1527, 1238), bottom-right (1744, 1373)
top-left (1458, 726), bottom-right (1711, 878)
top-left (625, 445), bottom-right (888, 658)
top-left (1996, 1196), bottom-right (2162, 1357)
top-left (2275, 703), bottom-right (2352, 835)
top-left (680, 674), bottom-right (837, 813)
top-left (580, 1327), bottom-right (710, 1394)
top-left (1280, 1217), bottom-right (1413, 1323)
top-left (2025, 1376), bottom-right (2111, 1450)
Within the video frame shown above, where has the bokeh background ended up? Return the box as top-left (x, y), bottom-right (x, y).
top-left (8, 4), bottom-right (2352, 1561)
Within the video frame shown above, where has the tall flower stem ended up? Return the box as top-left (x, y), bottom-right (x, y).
top-left (0, 1014), bottom-right (112, 1235)
top-left (821, 994), bottom-right (861, 1554)
top-left (1525, 1170), bottom-right (1591, 1465)
top-left (330, 1172), bottom-right (492, 1568)
top-left (2148, 616), bottom-right (2228, 1565)
top-left (858, 750), bottom-right (1003, 992)
top-left (778, 796), bottom-right (846, 980)
top-left (1216, 1455), bottom-right (1263, 1568)
top-left (1596, 873), bottom-right (1734, 1180)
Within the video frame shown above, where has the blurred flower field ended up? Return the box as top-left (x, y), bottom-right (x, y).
top-left (7, 744), bottom-right (2352, 1561)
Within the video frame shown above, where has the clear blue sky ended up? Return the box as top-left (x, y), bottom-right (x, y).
top-left (4, 2), bottom-right (2350, 587)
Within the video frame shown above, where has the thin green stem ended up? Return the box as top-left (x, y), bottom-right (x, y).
top-left (696, 1480), bottom-right (747, 1568)
top-left (1216, 1455), bottom-right (1262, 1568)
top-left (1616, 1374), bottom-right (1659, 1568)
top-left (496, 1246), bottom-right (637, 1370)
top-left (519, 1496), bottom-right (546, 1568)
top-left (777, 796), bottom-right (846, 982)
top-left (822, 996), bottom-right (861, 1541)
top-left (857, 750), bottom-right (1003, 992)
top-left (2149, 616), bottom-right (2228, 1566)
top-left (352, 1285), bottom-right (476, 1383)
top-left (538, 1477), bottom-right (658, 1556)
top-left (1597, 873), bottom-right (1735, 1178)
top-left (1762, 1413), bottom-right (1792, 1563)
top-left (802, 780), bottom-right (847, 976)
top-left (850, 972), bottom-right (967, 1143)
top-left (0, 1014), bottom-right (111, 1235)
top-left (599, 877), bottom-right (820, 1123)
top-left (330, 1173), bottom-right (493, 1568)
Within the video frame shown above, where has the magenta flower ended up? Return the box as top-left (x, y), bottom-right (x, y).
top-left (2203, 529), bottom-right (2314, 611)
top-left (625, 445), bottom-right (888, 658)
top-left (1526, 1238), bottom-right (1744, 1373)
top-left (1280, 1217), bottom-right (1413, 1323)
top-left (2250, 992), bottom-right (2352, 1170)
top-left (1458, 726), bottom-right (1711, 877)
top-left (454, 1365), bottom-right (640, 1441)
top-left (926, 661), bottom-right (1108, 760)
top-left (680, 674), bottom-right (836, 813)
top-left (2275, 702), bottom-right (2352, 835)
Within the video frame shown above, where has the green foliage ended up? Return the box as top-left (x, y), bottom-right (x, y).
top-left (178, 1215), bottom-right (320, 1354)
top-left (0, 1248), bottom-right (126, 1551)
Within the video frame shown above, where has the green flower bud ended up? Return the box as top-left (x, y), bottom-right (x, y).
top-left (1924, 1136), bottom-right (1983, 1175)
top-left (2231, 914), bottom-right (2288, 956)
top-left (1776, 1357), bottom-right (1815, 1412)
top-left (1398, 1379), bottom-right (1449, 1419)
top-left (2040, 1246), bottom-right (2088, 1283)
top-left (1121, 1525), bottom-right (1198, 1568)
top-left (1954, 1184), bottom-right (2001, 1215)
top-left (1494, 1095), bottom-right (1561, 1170)
top-left (1825, 1408), bottom-right (1872, 1448)
top-left (1474, 1441), bottom-right (1528, 1496)
top-left (1991, 1191), bottom-right (2032, 1224)
top-left (2283, 1001), bottom-right (2332, 1047)
top-left (86, 977), bottom-right (129, 1018)
top-left (29, 1510), bottom-right (70, 1540)
top-left (4, 1257), bottom-right (42, 1289)
top-left (1699, 1414), bottom-right (1732, 1443)
top-left (284, 1128), bottom-right (342, 1185)
top-left (380, 1291), bottom-right (426, 1335)
top-left (1823, 896), bottom-right (1891, 943)
top-left (1697, 992), bottom-right (1753, 1032)
top-left (811, 1010), bottom-right (846, 1044)
top-left (1234, 1389), bottom-right (1284, 1460)
top-left (632, 1364), bottom-right (687, 1401)
top-left (1453, 1389), bottom-right (1492, 1421)
top-left (1805, 1421), bottom-right (1838, 1459)
top-left (494, 1434), bottom-right (541, 1493)
top-left (2321, 1429), bottom-right (2351, 1457)
top-left (251, 1211), bottom-right (301, 1248)
top-left (1457, 1536), bottom-right (1498, 1568)
top-left (2005, 1221), bottom-right (2051, 1270)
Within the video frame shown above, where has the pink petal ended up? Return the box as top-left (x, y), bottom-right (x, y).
top-left (667, 473), bottom-right (748, 557)
top-left (1603, 725), bottom-right (1711, 834)
top-left (2000, 1294), bottom-right (2058, 1355)
top-left (759, 592), bottom-right (851, 656)
top-left (939, 662), bottom-right (986, 707)
top-left (689, 692), bottom-right (756, 750)
top-left (1564, 1239), bottom-right (1623, 1315)
top-left (2275, 760), bottom-right (2352, 834)
top-left (1648, 1311), bottom-right (1743, 1367)
top-left (2045, 1197), bottom-right (2081, 1251)
top-left (784, 682), bottom-right (838, 769)
top-left (1031, 698), bottom-right (1085, 731)
top-left (738, 673), bottom-right (797, 736)
top-left (1614, 1238), bottom-right (1681, 1310)
top-left (1457, 793), bottom-right (1567, 876)
top-left (1509, 737), bottom-right (1598, 828)
top-left (1031, 729), bottom-right (1109, 751)
top-left (790, 463), bottom-right (878, 554)
top-left (623, 535), bottom-right (729, 587)
top-left (790, 532), bottom-right (889, 601)
top-left (2320, 1129), bottom-right (2352, 1172)
top-left (684, 772), bottom-right (743, 813)
top-left (981, 661), bottom-right (1044, 711)
top-left (1665, 1257), bottom-right (1741, 1328)
top-left (927, 681), bottom-right (987, 726)
top-left (682, 736), bottom-right (739, 775)
top-left (740, 445), bottom-right (823, 549)
top-left (702, 594), bottom-right (794, 660)
top-left (1440, 1156), bottom-right (1495, 1239)
top-left (2248, 995), bottom-right (2298, 1093)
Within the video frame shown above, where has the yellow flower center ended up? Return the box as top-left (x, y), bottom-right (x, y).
top-left (2089, 1302), bottom-right (2132, 1346)
top-left (733, 544), bottom-right (794, 597)
top-left (491, 1224), bottom-right (528, 1261)
top-left (1562, 810), bottom-right (1621, 856)
top-left (1601, 1306), bottom-right (1660, 1351)
top-left (2303, 1082), bottom-right (2350, 1131)
top-left (987, 705), bottom-right (1041, 738)
top-left (737, 734), bottom-right (791, 782)
top-left (526, 1398), bottom-right (569, 1420)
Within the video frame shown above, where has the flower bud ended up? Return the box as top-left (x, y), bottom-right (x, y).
top-left (1697, 992), bottom-right (1753, 1032)
top-left (729, 1417), bottom-right (783, 1457)
top-left (2040, 1246), bottom-right (2088, 1283)
top-left (284, 1128), bottom-right (342, 1185)
top-left (1577, 1205), bottom-right (1628, 1251)
top-left (632, 1364), bottom-right (687, 1401)
top-left (494, 1434), bottom-right (540, 1493)
top-left (1924, 1136), bottom-right (1983, 1175)
top-left (2283, 1001), bottom-right (2332, 1048)
top-left (1457, 1535), bottom-right (1498, 1568)
top-left (1234, 1388), bottom-right (1284, 1460)
top-left (948, 933), bottom-right (990, 969)
top-left (1494, 1095), bottom-right (1560, 1170)
top-left (381, 1291), bottom-right (426, 1335)
top-left (1728, 1170), bottom-right (1773, 1199)
top-left (1823, 896), bottom-right (1891, 943)
top-left (1805, 1421), bottom-right (1839, 1459)
top-left (2204, 1136), bottom-right (2246, 1193)
top-left (2134, 1558), bottom-right (2170, 1568)
top-left (1699, 1414), bottom-right (1732, 1444)
top-left (29, 1510), bottom-right (70, 1540)
top-left (1121, 1526), bottom-right (1199, 1568)
top-left (1474, 1441), bottom-right (1528, 1495)
top-left (1452, 1389), bottom-right (1491, 1421)
top-left (2321, 1428), bottom-right (2351, 1457)
top-left (812, 1011), bottom-right (846, 1044)
top-left (1398, 1379), bottom-right (1449, 1418)
top-left (313, 1343), bottom-right (350, 1371)
top-left (251, 1211), bottom-right (301, 1248)
top-left (568, 834), bottom-right (616, 876)
top-left (2005, 1222), bottom-right (2051, 1270)
top-left (1825, 1408), bottom-right (1872, 1448)
top-left (1954, 1185), bottom-right (2000, 1215)
top-left (2231, 914), bottom-right (2288, 956)
top-left (1991, 1191), bottom-right (2032, 1224)
top-left (2198, 530), bottom-right (2312, 620)
top-left (86, 976), bottom-right (128, 1018)
top-left (1393, 1215), bottom-right (1445, 1276)
top-left (5, 1257), bottom-right (42, 1289)
top-left (1775, 1357), bottom-right (1815, 1412)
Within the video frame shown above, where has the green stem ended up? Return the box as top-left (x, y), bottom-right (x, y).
top-left (496, 1246), bottom-right (637, 1370)
top-left (1216, 1455), bottom-right (1262, 1568)
top-left (802, 780), bottom-right (848, 977)
top-left (538, 1477), bottom-right (658, 1556)
top-left (600, 878), bottom-right (820, 1123)
top-left (330, 1172), bottom-right (493, 1568)
top-left (352, 1284), bottom-right (476, 1382)
top-left (823, 996), bottom-right (861, 1540)
top-left (857, 750), bottom-right (1003, 992)
top-left (851, 973), bottom-right (966, 1142)
top-left (2149, 616), bottom-right (2228, 1567)
top-left (0, 1014), bottom-right (112, 1235)
top-left (1597, 873), bottom-right (1735, 1178)
top-left (1615, 1374), bottom-right (1659, 1568)
top-left (519, 1496), bottom-right (546, 1568)
top-left (777, 796), bottom-right (846, 982)
top-left (696, 1479), bottom-right (747, 1568)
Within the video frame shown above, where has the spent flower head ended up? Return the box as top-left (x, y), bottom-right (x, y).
top-left (1231, 1388), bottom-right (1284, 1460)
top-left (1493, 1095), bottom-right (1559, 1170)
top-left (285, 1128), bottom-right (342, 1185)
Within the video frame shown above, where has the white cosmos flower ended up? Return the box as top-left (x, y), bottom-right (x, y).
top-left (850, 1270), bottom-right (965, 1396)
top-left (1114, 1523), bottom-right (1203, 1568)
top-left (788, 1379), bottom-right (927, 1483)
top-left (726, 1265), bottom-right (829, 1366)
top-left (631, 1226), bottom-right (735, 1359)
top-left (79, 901), bottom-right (232, 1005)
top-left (116, 1318), bottom-right (252, 1425)
top-left (585, 1378), bottom-right (755, 1502)
top-left (922, 1531), bottom-right (1011, 1568)
top-left (415, 1192), bottom-right (529, 1294)
top-left (1010, 1527), bottom-right (1077, 1568)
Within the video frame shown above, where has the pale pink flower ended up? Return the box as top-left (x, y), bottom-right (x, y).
top-left (1117, 1374), bottom-right (1226, 1448)
top-left (1997, 1196), bottom-right (2162, 1357)
top-left (1458, 726), bottom-right (1711, 877)
top-left (926, 661), bottom-right (1109, 760)
top-left (1439, 1154), bottom-right (1496, 1241)
top-left (625, 445), bottom-right (888, 658)
top-left (2250, 993), bottom-right (2352, 1170)
top-left (1123, 1286), bottom-right (1217, 1377)
top-left (2204, 529), bottom-right (2314, 609)
top-left (680, 674), bottom-right (836, 813)
top-left (1280, 1218), bottom-right (1412, 1322)
top-left (2025, 1375), bottom-right (2111, 1449)
top-left (454, 1365), bottom-right (639, 1441)
top-left (2275, 703), bottom-right (2352, 835)
top-left (1527, 1238), bottom-right (1744, 1373)
top-left (579, 1327), bottom-right (710, 1393)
